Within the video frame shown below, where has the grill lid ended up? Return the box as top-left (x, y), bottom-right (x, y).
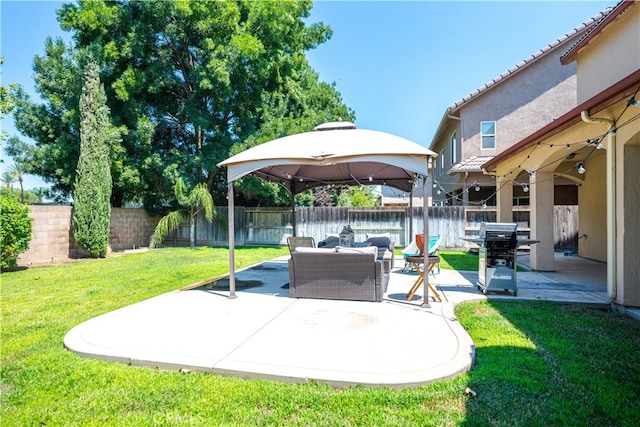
top-left (479, 222), bottom-right (517, 239)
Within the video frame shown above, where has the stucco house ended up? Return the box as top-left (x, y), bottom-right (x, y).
top-left (428, 8), bottom-right (611, 207)
top-left (482, 0), bottom-right (640, 309)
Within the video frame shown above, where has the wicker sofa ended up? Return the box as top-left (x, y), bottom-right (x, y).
top-left (288, 246), bottom-right (387, 302)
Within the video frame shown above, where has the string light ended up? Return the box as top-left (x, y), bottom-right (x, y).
top-left (475, 183), bottom-right (480, 191)
top-left (577, 162), bottom-right (586, 174)
top-left (522, 184), bottom-right (529, 193)
top-left (587, 138), bottom-right (603, 149)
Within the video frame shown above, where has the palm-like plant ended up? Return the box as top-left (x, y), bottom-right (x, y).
top-left (9, 163), bottom-right (25, 203)
top-left (1, 171), bottom-right (15, 191)
top-left (149, 178), bottom-right (220, 248)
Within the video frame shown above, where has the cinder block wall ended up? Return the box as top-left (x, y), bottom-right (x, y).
top-left (17, 206), bottom-right (158, 266)
top-left (19, 206), bottom-right (75, 266)
top-left (109, 208), bottom-right (159, 252)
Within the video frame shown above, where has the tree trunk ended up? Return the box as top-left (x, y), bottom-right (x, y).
top-left (190, 215), bottom-right (196, 248)
top-left (111, 190), bottom-right (124, 207)
top-left (18, 178), bottom-right (24, 204)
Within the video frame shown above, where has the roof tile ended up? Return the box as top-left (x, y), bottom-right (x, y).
top-left (449, 156), bottom-right (495, 173)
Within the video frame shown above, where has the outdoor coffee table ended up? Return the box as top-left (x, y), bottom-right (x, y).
top-left (405, 255), bottom-right (442, 302)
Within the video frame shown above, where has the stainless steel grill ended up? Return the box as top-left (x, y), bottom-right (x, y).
top-left (461, 222), bottom-right (540, 296)
top-left (476, 223), bottom-right (518, 296)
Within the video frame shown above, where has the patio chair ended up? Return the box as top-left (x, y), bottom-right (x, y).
top-left (286, 236), bottom-right (316, 255)
top-left (402, 235), bottom-right (441, 273)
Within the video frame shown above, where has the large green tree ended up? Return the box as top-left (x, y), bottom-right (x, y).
top-left (7, 0), bottom-right (353, 211)
top-left (336, 186), bottom-right (381, 207)
top-left (72, 59), bottom-right (114, 258)
top-left (5, 40), bottom-right (85, 203)
top-left (1, 56), bottom-right (17, 145)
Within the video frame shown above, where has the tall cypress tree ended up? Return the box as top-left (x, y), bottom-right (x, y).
top-left (72, 59), bottom-right (112, 258)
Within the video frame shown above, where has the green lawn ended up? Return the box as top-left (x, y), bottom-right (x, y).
top-left (438, 250), bottom-right (479, 271)
top-left (400, 250), bottom-right (525, 272)
top-left (2, 247), bottom-right (639, 426)
top-left (394, 249), bottom-right (479, 271)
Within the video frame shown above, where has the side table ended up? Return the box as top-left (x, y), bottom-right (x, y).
top-left (405, 255), bottom-right (442, 302)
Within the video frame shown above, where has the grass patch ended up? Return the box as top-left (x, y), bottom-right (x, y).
top-left (2, 247), bottom-right (640, 425)
top-left (457, 301), bottom-right (640, 426)
top-left (395, 249), bottom-right (481, 271)
top-left (438, 251), bottom-right (479, 271)
top-left (420, 250), bottom-right (525, 272)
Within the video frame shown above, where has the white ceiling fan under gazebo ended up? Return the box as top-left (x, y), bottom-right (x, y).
top-left (217, 121), bottom-right (438, 306)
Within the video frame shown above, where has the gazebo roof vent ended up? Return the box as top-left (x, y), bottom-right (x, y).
top-left (314, 121), bottom-right (357, 131)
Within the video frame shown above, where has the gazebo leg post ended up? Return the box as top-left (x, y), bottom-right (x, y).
top-left (421, 175), bottom-right (430, 309)
top-left (227, 181), bottom-right (237, 300)
top-left (421, 270), bottom-right (431, 308)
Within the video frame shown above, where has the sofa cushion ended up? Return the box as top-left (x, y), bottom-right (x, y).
top-left (366, 232), bottom-right (391, 240)
top-left (366, 236), bottom-right (392, 248)
top-left (293, 247), bottom-right (334, 255)
top-left (335, 245), bottom-right (377, 260)
top-left (318, 235), bottom-right (340, 248)
top-left (320, 241), bottom-right (339, 248)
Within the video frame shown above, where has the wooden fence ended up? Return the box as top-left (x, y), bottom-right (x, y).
top-left (20, 205), bottom-right (579, 265)
top-left (170, 205), bottom-right (580, 250)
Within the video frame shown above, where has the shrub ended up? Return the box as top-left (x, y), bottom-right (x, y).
top-left (0, 194), bottom-right (32, 269)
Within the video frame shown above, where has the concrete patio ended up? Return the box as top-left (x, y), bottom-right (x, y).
top-left (64, 252), bottom-right (612, 388)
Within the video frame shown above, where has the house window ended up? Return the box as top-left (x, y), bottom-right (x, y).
top-left (440, 149), bottom-right (445, 171)
top-left (432, 154), bottom-right (438, 177)
top-left (450, 132), bottom-right (457, 165)
top-left (481, 121), bottom-right (496, 149)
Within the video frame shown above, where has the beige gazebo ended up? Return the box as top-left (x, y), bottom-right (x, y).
top-left (218, 122), bottom-right (437, 306)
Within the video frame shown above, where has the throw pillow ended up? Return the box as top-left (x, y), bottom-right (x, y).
top-left (366, 236), bottom-right (391, 248)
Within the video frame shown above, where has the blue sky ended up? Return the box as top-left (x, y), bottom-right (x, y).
top-left (1, 0), bottom-right (612, 190)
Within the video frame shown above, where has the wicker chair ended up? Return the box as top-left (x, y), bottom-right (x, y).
top-left (286, 236), bottom-right (315, 255)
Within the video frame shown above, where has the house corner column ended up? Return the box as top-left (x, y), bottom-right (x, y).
top-left (620, 143), bottom-right (640, 306)
top-left (530, 171), bottom-right (554, 271)
top-left (496, 176), bottom-right (513, 223)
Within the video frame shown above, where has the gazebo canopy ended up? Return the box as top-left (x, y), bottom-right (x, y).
top-left (217, 121), bottom-right (437, 306)
top-left (218, 122), bottom-right (436, 194)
